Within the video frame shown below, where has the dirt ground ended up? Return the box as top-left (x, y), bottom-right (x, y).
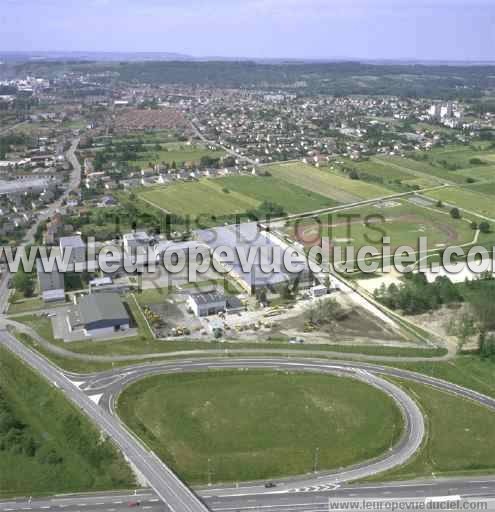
top-left (404, 303), bottom-right (477, 351)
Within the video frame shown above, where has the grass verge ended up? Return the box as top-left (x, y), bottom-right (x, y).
top-left (0, 346), bottom-right (135, 498)
top-left (367, 378), bottom-right (495, 481)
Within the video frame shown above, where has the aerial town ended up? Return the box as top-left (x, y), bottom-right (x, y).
top-left (1, 47), bottom-right (495, 512)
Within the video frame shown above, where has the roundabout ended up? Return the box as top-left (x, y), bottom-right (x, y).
top-left (116, 369), bottom-right (405, 485)
top-left (89, 358), bottom-right (426, 495)
top-left (2, 330), bottom-right (495, 512)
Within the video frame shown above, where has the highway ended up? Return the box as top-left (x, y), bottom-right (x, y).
top-left (2, 327), bottom-right (495, 510)
top-left (1, 478), bottom-right (495, 512)
top-left (0, 330), bottom-right (210, 512)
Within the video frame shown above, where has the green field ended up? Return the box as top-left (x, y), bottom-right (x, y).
top-left (428, 145), bottom-right (495, 169)
top-left (467, 181), bottom-right (495, 195)
top-left (216, 175), bottom-right (336, 212)
top-left (374, 379), bottom-right (495, 480)
top-left (100, 130), bottom-right (180, 145)
top-left (0, 346), bottom-right (135, 498)
top-left (337, 157), bottom-right (417, 181)
top-left (140, 174), bottom-right (336, 218)
top-left (374, 156), bottom-right (467, 184)
top-left (128, 143), bottom-right (225, 167)
top-left (117, 370), bottom-right (403, 484)
top-left (458, 165), bottom-right (495, 181)
top-left (286, 199), bottom-right (474, 256)
top-left (265, 162), bottom-right (394, 202)
top-left (140, 179), bottom-right (258, 216)
top-left (424, 187), bottom-right (495, 219)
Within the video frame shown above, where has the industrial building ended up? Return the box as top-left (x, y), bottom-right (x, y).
top-left (68, 293), bottom-right (130, 337)
top-left (36, 259), bottom-right (65, 302)
top-left (196, 223), bottom-right (313, 295)
top-left (59, 235), bottom-right (86, 266)
top-left (187, 291), bottom-right (227, 317)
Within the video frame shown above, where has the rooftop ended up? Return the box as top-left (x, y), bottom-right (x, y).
top-left (79, 293), bottom-right (129, 325)
top-left (123, 231), bottom-right (151, 243)
top-left (59, 235), bottom-right (86, 248)
top-left (189, 291), bottom-right (226, 306)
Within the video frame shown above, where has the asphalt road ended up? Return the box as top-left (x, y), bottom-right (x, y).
top-left (79, 356), bottom-right (495, 498)
top-left (2, 335), bottom-right (495, 510)
top-left (1, 479), bottom-right (495, 512)
top-left (0, 330), bottom-right (210, 512)
top-left (93, 358), bottom-right (425, 495)
top-left (22, 137), bottom-right (81, 245)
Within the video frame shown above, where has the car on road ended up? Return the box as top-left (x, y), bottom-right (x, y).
top-left (264, 482), bottom-right (277, 488)
top-left (127, 501), bottom-right (140, 507)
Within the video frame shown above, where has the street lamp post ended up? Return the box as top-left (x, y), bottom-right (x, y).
top-left (313, 447), bottom-right (320, 473)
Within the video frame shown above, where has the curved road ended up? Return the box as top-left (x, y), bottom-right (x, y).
top-left (2, 317), bottom-right (452, 365)
top-left (2, 328), bottom-right (495, 510)
top-left (95, 358), bottom-right (425, 495)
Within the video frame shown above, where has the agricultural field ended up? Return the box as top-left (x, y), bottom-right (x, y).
top-left (0, 346), bottom-right (135, 498)
top-left (216, 175), bottom-right (336, 212)
top-left (117, 370), bottom-right (403, 484)
top-left (374, 156), bottom-right (467, 184)
top-left (428, 144), bottom-right (495, 169)
top-left (140, 179), bottom-right (258, 217)
top-left (458, 165), bottom-right (495, 181)
top-left (265, 162), bottom-right (394, 203)
top-left (127, 142), bottom-right (225, 167)
top-left (285, 198), bottom-right (475, 257)
top-left (140, 174), bottom-right (337, 219)
top-left (467, 181), bottom-right (495, 195)
top-left (424, 187), bottom-right (495, 219)
top-left (336, 157), bottom-right (417, 181)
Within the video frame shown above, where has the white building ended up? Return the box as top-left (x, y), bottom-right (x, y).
top-left (187, 292), bottom-right (226, 317)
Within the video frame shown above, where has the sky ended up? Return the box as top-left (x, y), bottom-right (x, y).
top-left (1, 0), bottom-right (494, 61)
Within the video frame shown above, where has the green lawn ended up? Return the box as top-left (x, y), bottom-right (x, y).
top-left (140, 179), bottom-right (258, 216)
top-left (135, 286), bottom-right (171, 305)
top-left (374, 156), bottom-right (467, 184)
top-left (117, 370), bottom-right (403, 484)
top-left (16, 314), bottom-right (57, 342)
top-left (338, 157), bottom-right (417, 181)
top-left (424, 187), bottom-right (495, 219)
top-left (140, 174), bottom-right (337, 218)
top-left (0, 346), bottom-right (135, 498)
top-left (372, 379), bottom-right (495, 480)
top-left (428, 145), bottom-right (495, 169)
top-left (217, 175), bottom-right (336, 213)
top-left (266, 162), bottom-right (394, 203)
top-left (8, 296), bottom-right (46, 315)
top-left (467, 181), bottom-right (495, 195)
top-left (128, 144), bottom-right (225, 167)
top-left (458, 165), bottom-right (495, 181)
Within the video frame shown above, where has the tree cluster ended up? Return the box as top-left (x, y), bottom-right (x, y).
top-left (373, 273), bottom-right (462, 315)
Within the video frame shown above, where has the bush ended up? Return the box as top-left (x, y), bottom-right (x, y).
top-left (469, 158), bottom-right (485, 166)
top-left (479, 221), bottom-right (491, 234)
top-left (450, 207), bottom-right (461, 219)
